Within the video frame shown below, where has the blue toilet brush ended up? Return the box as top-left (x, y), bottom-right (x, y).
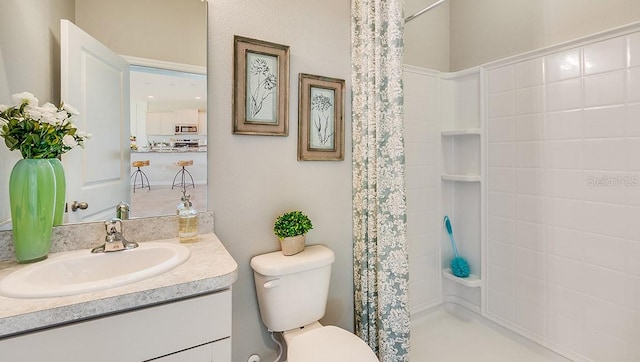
top-left (444, 216), bottom-right (470, 278)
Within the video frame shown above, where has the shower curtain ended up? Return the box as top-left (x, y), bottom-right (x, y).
top-left (351, 0), bottom-right (410, 361)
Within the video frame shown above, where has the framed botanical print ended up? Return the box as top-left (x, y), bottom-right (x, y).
top-left (233, 36), bottom-right (290, 136)
top-left (298, 73), bottom-right (345, 161)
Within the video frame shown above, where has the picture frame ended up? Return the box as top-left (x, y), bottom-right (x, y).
top-left (298, 73), bottom-right (345, 161)
top-left (233, 36), bottom-right (290, 136)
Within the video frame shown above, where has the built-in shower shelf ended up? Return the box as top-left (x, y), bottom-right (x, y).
top-left (441, 174), bottom-right (481, 182)
top-left (442, 269), bottom-right (482, 288)
top-left (441, 128), bottom-right (481, 136)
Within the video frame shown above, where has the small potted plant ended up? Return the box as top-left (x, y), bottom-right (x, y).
top-left (273, 211), bottom-right (313, 255)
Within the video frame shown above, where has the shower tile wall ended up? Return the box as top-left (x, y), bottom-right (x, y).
top-left (486, 32), bottom-right (640, 361)
top-left (404, 67), bottom-right (442, 314)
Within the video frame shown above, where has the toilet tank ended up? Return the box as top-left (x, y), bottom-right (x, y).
top-left (250, 245), bottom-right (335, 332)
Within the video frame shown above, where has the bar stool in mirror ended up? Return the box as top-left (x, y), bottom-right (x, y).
top-left (172, 160), bottom-right (195, 190)
top-left (131, 160), bottom-right (151, 193)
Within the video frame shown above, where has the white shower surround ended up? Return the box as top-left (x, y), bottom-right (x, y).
top-left (405, 21), bottom-right (640, 362)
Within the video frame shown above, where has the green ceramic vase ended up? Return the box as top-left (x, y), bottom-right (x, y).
top-left (49, 158), bottom-right (66, 226)
top-left (9, 159), bottom-right (60, 263)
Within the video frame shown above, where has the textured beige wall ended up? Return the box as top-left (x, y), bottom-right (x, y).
top-left (451, 0), bottom-right (640, 71)
top-left (207, 1), bottom-right (352, 361)
top-left (75, 0), bottom-right (206, 66)
top-left (404, 0), bottom-right (450, 71)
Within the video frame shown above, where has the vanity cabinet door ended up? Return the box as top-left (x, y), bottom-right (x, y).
top-left (150, 338), bottom-right (230, 362)
top-left (0, 289), bottom-right (232, 362)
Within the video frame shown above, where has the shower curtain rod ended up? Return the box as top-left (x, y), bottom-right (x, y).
top-left (405, 0), bottom-right (447, 23)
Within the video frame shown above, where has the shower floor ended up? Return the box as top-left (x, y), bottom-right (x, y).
top-left (410, 304), bottom-right (568, 362)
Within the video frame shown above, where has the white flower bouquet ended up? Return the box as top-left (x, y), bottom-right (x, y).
top-left (0, 91), bottom-right (91, 159)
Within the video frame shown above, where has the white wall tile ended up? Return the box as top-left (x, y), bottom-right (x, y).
top-left (628, 32), bottom-right (640, 67)
top-left (581, 232), bottom-right (628, 271)
top-left (515, 220), bottom-right (546, 251)
top-left (581, 201), bottom-right (628, 240)
top-left (404, 95), bottom-right (430, 122)
top-left (485, 32), bottom-right (640, 361)
top-left (489, 191), bottom-right (516, 217)
top-left (582, 139), bottom-right (626, 171)
top-left (546, 78), bottom-right (582, 112)
top-left (584, 105), bottom-right (626, 138)
top-left (488, 91), bottom-right (515, 118)
top-left (516, 168), bottom-right (545, 196)
top-left (543, 140), bottom-right (582, 170)
top-left (404, 71), bottom-right (435, 98)
top-left (515, 58), bottom-right (544, 88)
top-left (584, 295), bottom-right (630, 342)
top-left (516, 114), bottom-right (545, 141)
top-left (489, 215), bottom-right (515, 244)
top-left (488, 290), bottom-right (516, 322)
top-left (547, 284), bottom-right (586, 321)
top-left (547, 226), bottom-right (585, 260)
top-left (622, 205), bottom-right (640, 242)
top-left (516, 141), bottom-right (544, 168)
top-left (584, 71), bottom-right (626, 107)
top-left (547, 314), bottom-right (588, 359)
top-left (488, 142), bottom-right (515, 167)
top-left (624, 274), bottom-right (640, 311)
top-left (581, 265), bottom-right (626, 306)
top-left (625, 139), bottom-right (640, 171)
top-left (488, 167), bottom-right (515, 193)
top-left (405, 120), bottom-right (433, 142)
top-left (515, 85), bottom-right (544, 115)
top-left (488, 65), bottom-right (515, 94)
top-left (545, 169), bottom-right (585, 200)
top-left (545, 49), bottom-right (582, 82)
top-left (515, 298), bottom-right (546, 337)
top-left (625, 240), bottom-right (640, 278)
top-left (516, 247), bottom-right (547, 280)
top-left (489, 241), bottom-right (516, 271)
top-left (488, 117), bottom-right (516, 142)
top-left (583, 171), bottom-right (629, 205)
top-left (546, 255), bottom-right (588, 291)
top-left (584, 37), bottom-right (627, 75)
top-left (545, 109), bottom-right (583, 140)
top-left (627, 103), bottom-right (640, 136)
top-left (627, 68), bottom-right (640, 103)
top-left (516, 195), bottom-right (546, 224)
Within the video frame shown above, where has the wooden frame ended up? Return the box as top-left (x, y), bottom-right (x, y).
top-left (233, 36), bottom-right (290, 136)
top-left (298, 73), bottom-right (345, 161)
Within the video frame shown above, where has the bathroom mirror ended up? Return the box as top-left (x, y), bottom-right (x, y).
top-left (0, 0), bottom-right (207, 229)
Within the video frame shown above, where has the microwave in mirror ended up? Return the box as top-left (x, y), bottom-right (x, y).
top-left (175, 125), bottom-right (198, 134)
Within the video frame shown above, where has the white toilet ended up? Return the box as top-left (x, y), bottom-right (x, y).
top-left (250, 245), bottom-right (378, 362)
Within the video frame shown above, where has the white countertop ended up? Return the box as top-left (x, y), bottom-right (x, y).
top-left (0, 233), bottom-right (237, 338)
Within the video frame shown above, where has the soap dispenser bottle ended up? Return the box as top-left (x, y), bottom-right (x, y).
top-left (177, 190), bottom-right (198, 243)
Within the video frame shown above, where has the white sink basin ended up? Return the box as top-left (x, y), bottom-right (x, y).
top-left (0, 242), bottom-right (190, 299)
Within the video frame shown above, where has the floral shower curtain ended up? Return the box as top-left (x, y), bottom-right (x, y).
top-left (351, 0), bottom-right (410, 361)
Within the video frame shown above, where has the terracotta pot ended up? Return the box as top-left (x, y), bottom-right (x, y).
top-left (280, 234), bottom-right (305, 256)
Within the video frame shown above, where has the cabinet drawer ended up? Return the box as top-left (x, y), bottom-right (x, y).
top-left (148, 338), bottom-right (230, 362)
top-left (0, 289), bottom-right (232, 362)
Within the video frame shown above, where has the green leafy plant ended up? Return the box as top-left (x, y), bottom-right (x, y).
top-left (0, 91), bottom-right (91, 159)
top-left (273, 211), bottom-right (313, 239)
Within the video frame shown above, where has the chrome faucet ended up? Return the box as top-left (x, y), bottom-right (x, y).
top-left (91, 218), bottom-right (139, 253)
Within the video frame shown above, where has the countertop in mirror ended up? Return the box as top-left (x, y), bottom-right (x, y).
top-left (0, 233), bottom-right (237, 338)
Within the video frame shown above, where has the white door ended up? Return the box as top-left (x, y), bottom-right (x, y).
top-left (60, 19), bottom-right (130, 223)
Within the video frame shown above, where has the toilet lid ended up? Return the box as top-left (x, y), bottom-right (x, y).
top-left (287, 326), bottom-right (378, 362)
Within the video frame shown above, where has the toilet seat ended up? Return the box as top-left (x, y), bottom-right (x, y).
top-left (287, 326), bottom-right (378, 362)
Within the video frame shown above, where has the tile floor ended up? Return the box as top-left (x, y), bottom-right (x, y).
top-left (410, 305), bottom-right (568, 362)
top-left (130, 184), bottom-right (207, 218)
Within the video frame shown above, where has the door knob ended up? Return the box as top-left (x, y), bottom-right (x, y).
top-left (71, 201), bottom-right (89, 211)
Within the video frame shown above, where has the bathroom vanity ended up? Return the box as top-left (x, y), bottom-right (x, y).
top-left (0, 233), bottom-right (237, 362)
